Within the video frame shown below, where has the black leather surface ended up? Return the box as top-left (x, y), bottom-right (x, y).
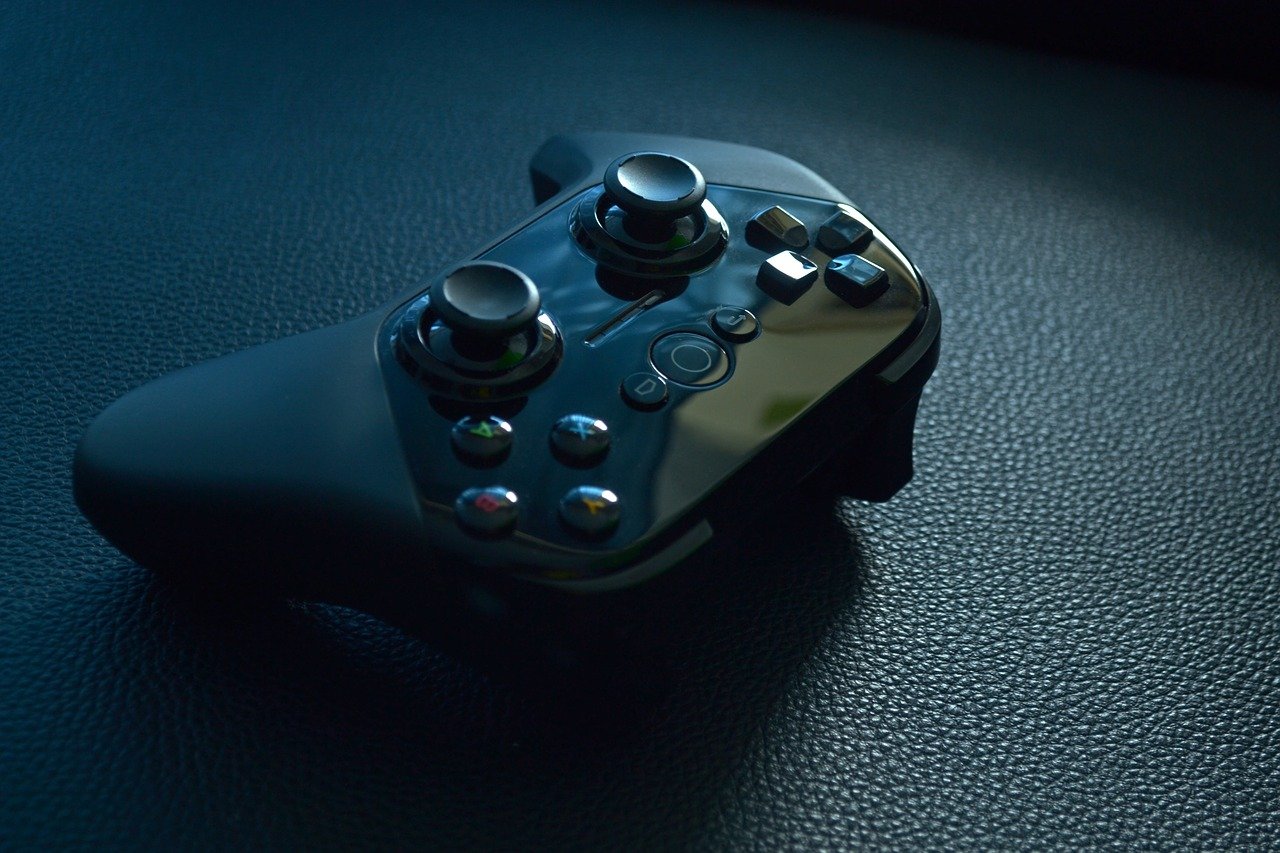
top-left (3, 1), bottom-right (1278, 847)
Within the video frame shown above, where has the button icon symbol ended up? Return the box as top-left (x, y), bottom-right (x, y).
top-left (670, 343), bottom-right (714, 373)
top-left (550, 414), bottom-right (611, 467)
top-left (454, 486), bottom-right (518, 537)
top-left (451, 415), bottom-right (514, 465)
top-left (650, 332), bottom-right (729, 387)
top-left (621, 371), bottom-right (669, 410)
top-left (559, 486), bottom-right (621, 539)
top-left (710, 306), bottom-right (760, 343)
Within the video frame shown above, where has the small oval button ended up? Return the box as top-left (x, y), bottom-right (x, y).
top-left (621, 372), bottom-right (669, 410)
top-left (454, 486), bottom-right (519, 537)
top-left (710, 306), bottom-right (760, 343)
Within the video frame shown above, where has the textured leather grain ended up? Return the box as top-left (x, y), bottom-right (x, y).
top-left (3, 0), bottom-right (1278, 848)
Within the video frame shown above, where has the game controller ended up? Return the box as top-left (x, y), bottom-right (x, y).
top-left (74, 133), bottom-right (940, 689)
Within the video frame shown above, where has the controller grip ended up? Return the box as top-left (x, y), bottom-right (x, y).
top-left (530, 132), bottom-right (849, 206)
top-left (73, 314), bottom-right (650, 698)
top-left (73, 313), bottom-right (429, 599)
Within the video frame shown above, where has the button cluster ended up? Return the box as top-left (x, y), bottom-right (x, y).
top-left (451, 412), bottom-right (621, 541)
top-left (446, 197), bottom-right (889, 545)
top-left (750, 207), bottom-right (887, 309)
top-left (454, 483), bottom-right (621, 540)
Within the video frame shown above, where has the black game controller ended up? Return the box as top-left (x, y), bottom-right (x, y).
top-left (74, 133), bottom-right (940, 691)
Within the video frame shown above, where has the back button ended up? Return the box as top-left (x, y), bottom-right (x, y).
top-left (710, 306), bottom-right (760, 343)
top-left (621, 372), bottom-right (669, 410)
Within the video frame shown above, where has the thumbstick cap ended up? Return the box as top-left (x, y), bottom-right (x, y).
top-left (432, 262), bottom-right (541, 337)
top-left (603, 152), bottom-right (707, 221)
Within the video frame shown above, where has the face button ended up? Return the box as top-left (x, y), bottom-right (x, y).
top-left (710, 306), bottom-right (760, 343)
top-left (454, 486), bottom-right (518, 537)
top-left (559, 486), bottom-right (621, 539)
top-left (826, 254), bottom-right (889, 307)
top-left (756, 251), bottom-right (819, 305)
top-left (650, 332), bottom-right (730, 387)
top-left (746, 206), bottom-right (808, 252)
top-left (550, 414), bottom-right (610, 467)
top-left (450, 415), bottom-right (514, 465)
top-left (621, 371), bottom-right (669, 410)
top-left (816, 210), bottom-right (873, 257)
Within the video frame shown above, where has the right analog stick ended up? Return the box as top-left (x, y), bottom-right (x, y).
top-left (603, 152), bottom-right (707, 239)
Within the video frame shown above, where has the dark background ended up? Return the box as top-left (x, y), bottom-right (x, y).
top-left (2, 0), bottom-right (1278, 848)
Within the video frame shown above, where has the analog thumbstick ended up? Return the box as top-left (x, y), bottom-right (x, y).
top-left (432, 262), bottom-right (541, 339)
top-left (603, 152), bottom-right (707, 236)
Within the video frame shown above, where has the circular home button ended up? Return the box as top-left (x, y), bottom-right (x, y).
top-left (650, 332), bottom-right (730, 387)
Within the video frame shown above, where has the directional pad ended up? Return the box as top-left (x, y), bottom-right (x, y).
top-left (816, 210), bottom-right (873, 257)
top-left (826, 254), bottom-right (888, 308)
top-left (757, 251), bottom-right (819, 305)
top-left (746, 205), bottom-right (808, 252)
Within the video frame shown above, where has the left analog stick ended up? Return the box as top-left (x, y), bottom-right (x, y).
top-left (395, 260), bottom-right (562, 399)
top-left (433, 262), bottom-right (541, 339)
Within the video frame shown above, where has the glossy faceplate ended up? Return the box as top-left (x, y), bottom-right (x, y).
top-left (378, 185), bottom-right (924, 580)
